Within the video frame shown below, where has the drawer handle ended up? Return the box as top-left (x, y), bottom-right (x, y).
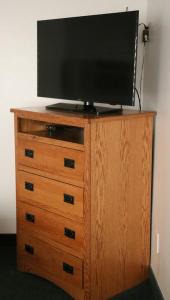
top-left (63, 262), bottom-right (74, 275)
top-left (64, 194), bottom-right (74, 205)
top-left (25, 244), bottom-right (34, 255)
top-left (25, 182), bottom-right (34, 191)
top-left (25, 213), bottom-right (35, 223)
top-left (64, 228), bottom-right (75, 239)
top-left (25, 149), bottom-right (34, 158)
top-left (64, 158), bottom-right (75, 169)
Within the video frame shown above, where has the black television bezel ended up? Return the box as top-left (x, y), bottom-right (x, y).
top-left (37, 11), bottom-right (139, 111)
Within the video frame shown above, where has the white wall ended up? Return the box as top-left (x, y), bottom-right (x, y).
top-left (143, 0), bottom-right (170, 299)
top-left (0, 0), bottom-right (148, 233)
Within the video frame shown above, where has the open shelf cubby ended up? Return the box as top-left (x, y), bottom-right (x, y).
top-left (19, 118), bottom-right (84, 145)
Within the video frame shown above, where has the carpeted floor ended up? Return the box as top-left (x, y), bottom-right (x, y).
top-left (0, 243), bottom-right (156, 300)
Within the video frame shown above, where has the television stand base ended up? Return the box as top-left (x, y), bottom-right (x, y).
top-left (46, 102), bottom-right (122, 115)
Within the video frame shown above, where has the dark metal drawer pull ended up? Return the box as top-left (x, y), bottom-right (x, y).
top-left (25, 244), bottom-right (34, 255)
top-left (63, 262), bottom-right (74, 275)
top-left (64, 158), bottom-right (75, 169)
top-left (64, 194), bottom-right (74, 205)
top-left (25, 213), bottom-right (35, 223)
top-left (25, 182), bottom-right (34, 191)
top-left (25, 148), bottom-right (34, 158)
top-left (64, 228), bottom-right (75, 239)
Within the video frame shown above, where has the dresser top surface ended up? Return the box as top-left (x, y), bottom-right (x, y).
top-left (11, 106), bottom-right (156, 126)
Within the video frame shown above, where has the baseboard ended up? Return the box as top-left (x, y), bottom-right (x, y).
top-left (149, 269), bottom-right (165, 300)
top-left (0, 234), bottom-right (16, 246)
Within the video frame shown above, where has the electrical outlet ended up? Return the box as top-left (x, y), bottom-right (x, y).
top-left (143, 26), bottom-right (150, 43)
top-left (156, 233), bottom-right (160, 254)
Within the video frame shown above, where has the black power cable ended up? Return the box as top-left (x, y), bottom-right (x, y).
top-left (138, 23), bottom-right (147, 28)
top-left (136, 22), bottom-right (149, 111)
top-left (140, 43), bottom-right (146, 101)
top-left (135, 87), bottom-right (141, 111)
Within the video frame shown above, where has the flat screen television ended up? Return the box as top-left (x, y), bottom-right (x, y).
top-left (37, 11), bottom-right (139, 114)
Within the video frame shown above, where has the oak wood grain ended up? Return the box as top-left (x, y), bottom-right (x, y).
top-left (18, 233), bottom-right (84, 298)
top-left (18, 117), bottom-right (84, 150)
top-left (18, 165), bottom-right (85, 188)
top-left (11, 107), bottom-right (155, 300)
top-left (83, 124), bottom-right (91, 299)
top-left (18, 132), bottom-right (85, 151)
top-left (10, 107), bottom-right (155, 125)
top-left (10, 107), bottom-right (90, 127)
top-left (18, 170), bottom-right (84, 221)
top-left (17, 136), bottom-right (85, 182)
top-left (18, 202), bottom-right (84, 255)
top-left (90, 115), bottom-right (154, 299)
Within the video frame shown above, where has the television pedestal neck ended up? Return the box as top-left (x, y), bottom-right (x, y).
top-left (46, 101), bottom-right (122, 115)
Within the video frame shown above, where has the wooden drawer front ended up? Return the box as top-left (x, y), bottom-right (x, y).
top-left (18, 233), bottom-right (83, 288)
top-left (18, 170), bottom-right (84, 220)
top-left (17, 137), bottom-right (84, 182)
top-left (18, 202), bottom-right (84, 253)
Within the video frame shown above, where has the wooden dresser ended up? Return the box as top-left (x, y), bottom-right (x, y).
top-left (11, 107), bottom-right (155, 300)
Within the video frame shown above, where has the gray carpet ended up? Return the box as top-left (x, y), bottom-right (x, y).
top-left (0, 242), bottom-right (156, 300)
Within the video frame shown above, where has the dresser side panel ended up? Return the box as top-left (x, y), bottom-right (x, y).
top-left (90, 115), bottom-right (154, 299)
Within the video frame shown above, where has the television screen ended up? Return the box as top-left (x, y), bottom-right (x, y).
top-left (37, 11), bottom-right (139, 106)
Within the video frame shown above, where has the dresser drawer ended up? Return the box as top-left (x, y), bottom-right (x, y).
top-left (17, 137), bottom-right (84, 182)
top-left (18, 233), bottom-right (83, 288)
top-left (18, 170), bottom-right (84, 220)
top-left (18, 202), bottom-right (84, 253)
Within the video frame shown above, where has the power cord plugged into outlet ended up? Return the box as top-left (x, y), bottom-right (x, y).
top-left (143, 26), bottom-right (150, 43)
top-left (139, 23), bottom-right (150, 43)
